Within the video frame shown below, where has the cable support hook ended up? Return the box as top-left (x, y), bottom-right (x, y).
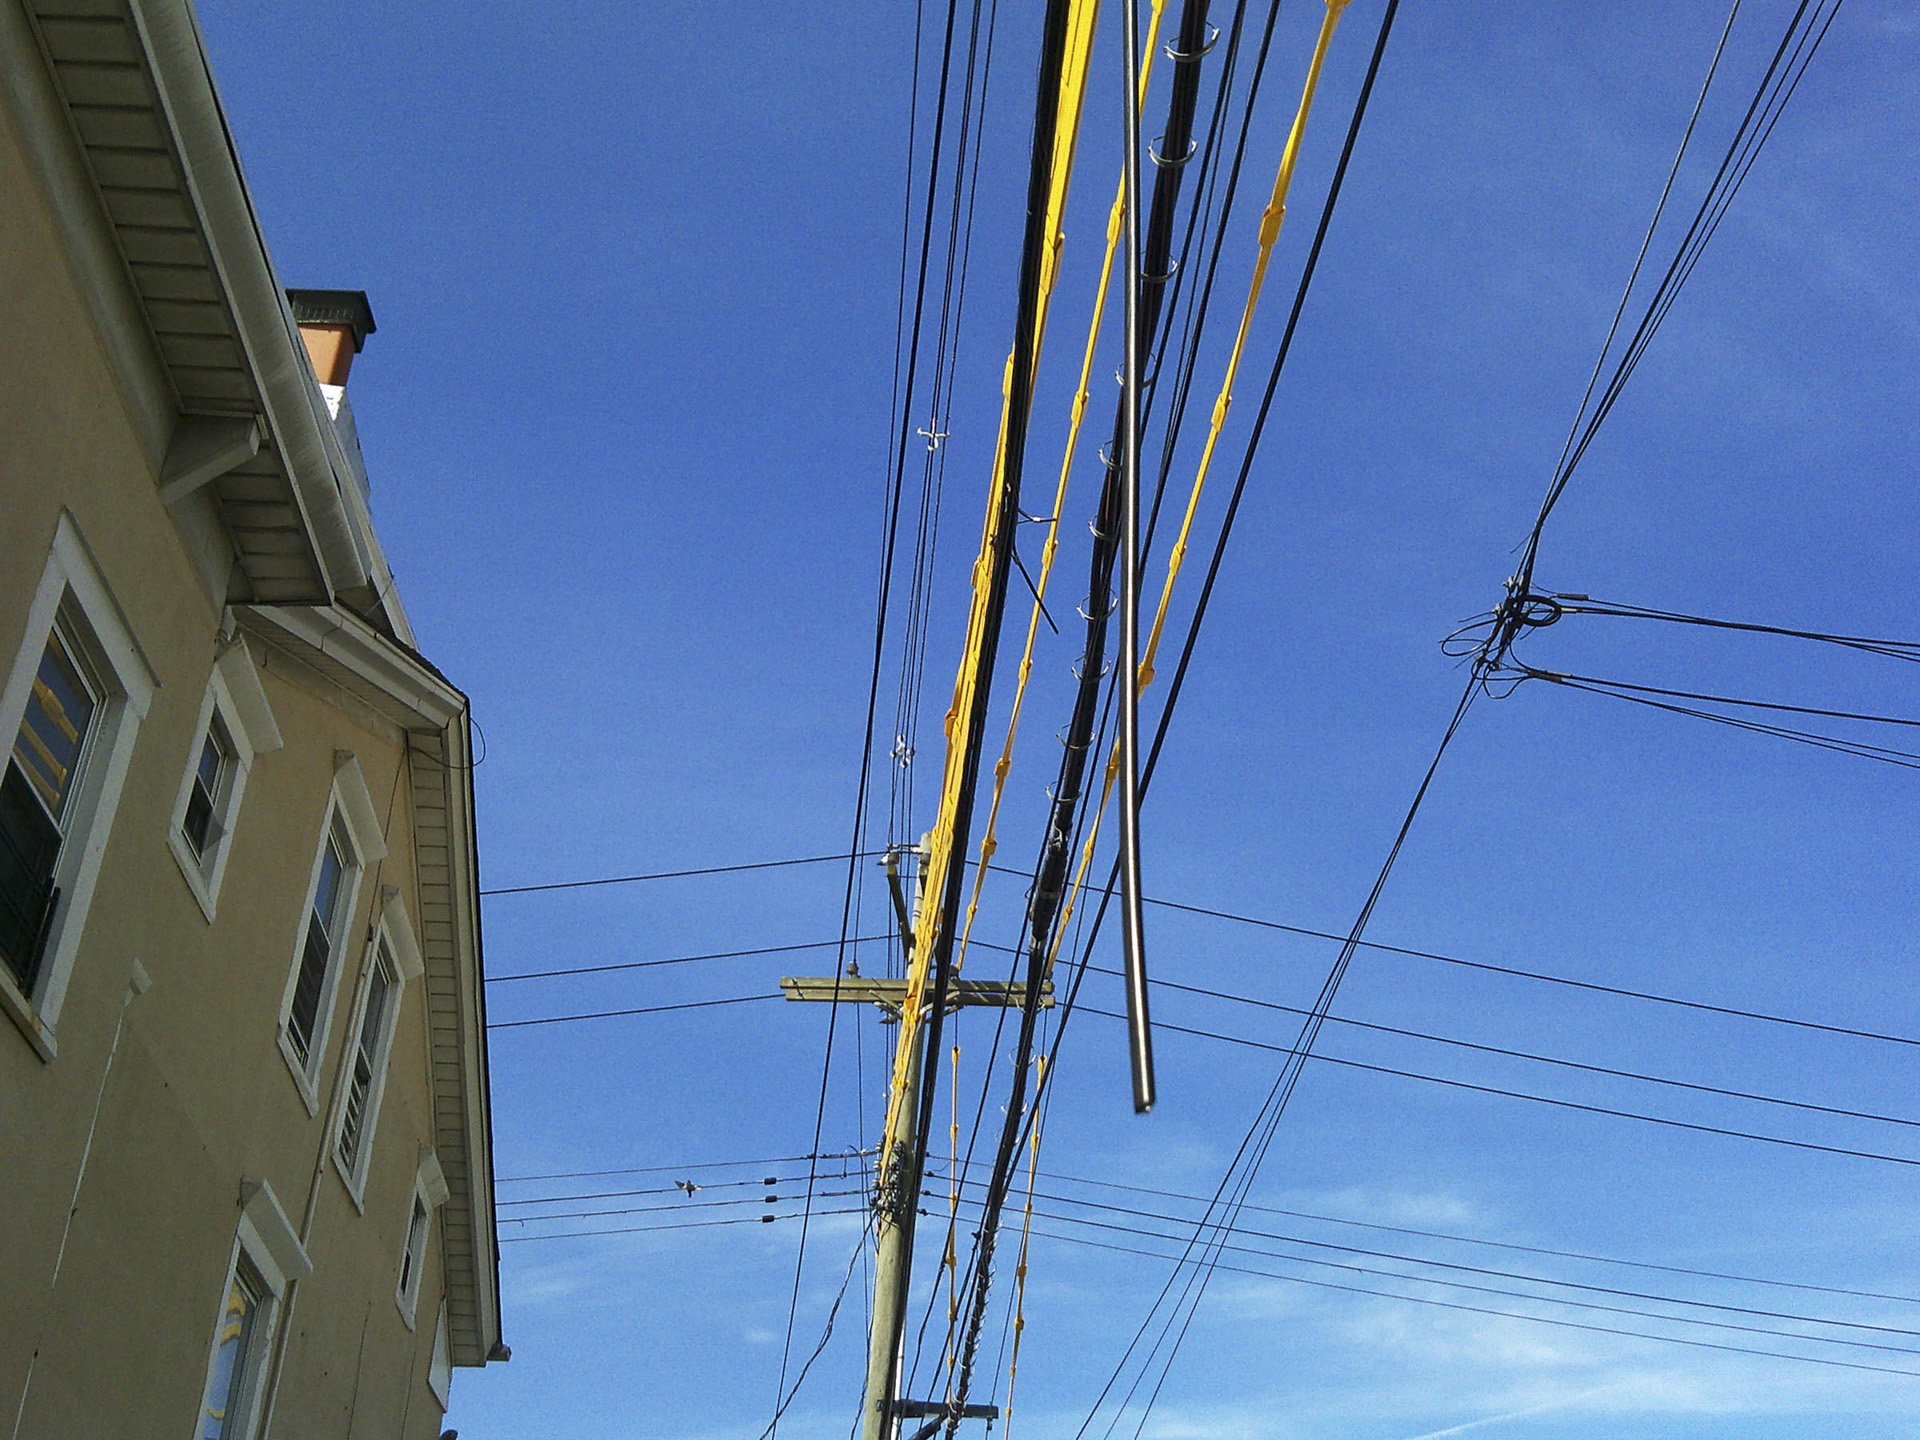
top-left (1148, 134), bottom-right (1198, 169)
top-left (1164, 22), bottom-right (1219, 61)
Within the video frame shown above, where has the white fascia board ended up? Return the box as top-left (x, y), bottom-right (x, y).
top-left (123, 0), bottom-right (367, 600)
top-left (235, 604), bottom-right (463, 731)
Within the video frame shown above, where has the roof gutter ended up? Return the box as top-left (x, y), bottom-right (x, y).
top-left (125, 0), bottom-right (371, 600)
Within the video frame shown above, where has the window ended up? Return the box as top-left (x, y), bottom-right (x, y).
top-left (277, 753), bottom-right (385, 1110)
top-left (167, 636), bottom-right (281, 920)
top-left (286, 822), bottom-right (352, 1069)
top-left (0, 514), bottom-right (155, 1056)
top-left (197, 1254), bottom-right (268, 1440)
top-left (336, 946), bottom-right (395, 1185)
top-left (181, 717), bottom-right (233, 859)
top-left (397, 1190), bottom-right (429, 1322)
top-left (332, 889), bottom-right (423, 1204)
top-left (198, 1179), bottom-right (310, 1440)
top-left (0, 621), bottom-right (99, 994)
top-left (397, 1151), bottom-right (448, 1328)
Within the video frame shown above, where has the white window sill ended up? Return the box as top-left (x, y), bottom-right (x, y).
top-left (166, 828), bottom-right (220, 924)
top-left (0, 967), bottom-right (56, 1062)
top-left (275, 1027), bottom-right (322, 1117)
top-left (395, 1291), bottom-right (419, 1331)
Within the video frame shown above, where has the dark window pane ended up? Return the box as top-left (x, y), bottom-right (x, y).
top-left (0, 763), bottom-right (61, 992)
top-left (182, 780), bottom-right (216, 858)
top-left (285, 917), bottom-right (330, 1065)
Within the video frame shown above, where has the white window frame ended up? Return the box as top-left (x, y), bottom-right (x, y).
top-left (276, 752), bottom-right (386, 1114)
top-left (396, 1150), bottom-right (448, 1329)
top-left (193, 1179), bottom-right (310, 1440)
top-left (0, 513), bottom-right (155, 1059)
top-left (330, 888), bottom-right (423, 1208)
top-left (166, 636), bottom-right (282, 921)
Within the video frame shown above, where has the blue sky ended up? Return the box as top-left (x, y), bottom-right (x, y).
top-left (199, 2), bottom-right (1920, 1436)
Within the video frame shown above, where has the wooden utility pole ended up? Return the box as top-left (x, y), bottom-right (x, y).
top-left (780, 848), bottom-right (1047, 1440)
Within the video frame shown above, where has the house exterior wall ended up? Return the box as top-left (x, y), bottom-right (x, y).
top-left (0, 33), bottom-right (483, 1439)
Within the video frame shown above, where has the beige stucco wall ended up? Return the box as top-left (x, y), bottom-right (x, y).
top-left (0, 76), bottom-right (455, 1440)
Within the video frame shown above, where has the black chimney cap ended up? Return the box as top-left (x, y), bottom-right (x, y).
top-left (286, 289), bottom-right (376, 351)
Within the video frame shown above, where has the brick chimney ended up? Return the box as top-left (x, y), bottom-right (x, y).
top-left (287, 289), bottom-right (376, 386)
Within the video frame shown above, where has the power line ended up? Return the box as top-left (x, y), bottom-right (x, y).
top-left (481, 852), bottom-right (871, 897)
top-left (499, 1148), bottom-right (872, 1187)
top-left (1505, 664), bottom-right (1920, 771)
top-left (957, 1158), bottom-right (1920, 1309)
top-left (1013, 1223), bottom-right (1920, 1381)
top-left (488, 936), bottom-right (890, 985)
top-left (502, 1187), bottom-right (868, 1228)
top-left (1073, 1004), bottom-right (1920, 1169)
top-left (1074, 962), bottom-right (1920, 1130)
top-left (946, 1184), bottom-right (1920, 1343)
top-left (1552, 593), bottom-right (1920, 664)
top-left (488, 994), bottom-right (776, 1030)
top-left (500, 1207), bottom-right (870, 1246)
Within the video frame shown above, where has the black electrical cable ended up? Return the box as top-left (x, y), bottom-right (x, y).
top-left (489, 993), bottom-right (776, 1029)
top-left (1552, 595), bottom-right (1920, 664)
top-left (939, 1154), bottom-right (1920, 1307)
top-left (910, 2), bottom-right (1265, 1398)
top-left (502, 1206), bottom-right (870, 1246)
top-left (1072, 961), bottom-right (1920, 1129)
top-left (950, 1191), bottom-right (1920, 1351)
top-left (773, 0), bottom-right (974, 1421)
top-left (1013, 1224), bottom-right (1920, 1381)
top-left (943, 1), bottom-right (1227, 1418)
top-left (880, 4), bottom-right (1084, 1429)
top-left (487, 936), bottom-right (892, 985)
top-left (500, 1147), bottom-right (874, 1186)
top-left (1509, 666), bottom-right (1920, 771)
top-left (1503, 0), bottom-right (1841, 627)
top-left (1074, 1003), bottom-right (1920, 1169)
top-left (480, 851), bottom-right (876, 897)
top-left (503, 1187), bottom-right (869, 1228)
top-left (1056, 9), bottom-right (1415, 1432)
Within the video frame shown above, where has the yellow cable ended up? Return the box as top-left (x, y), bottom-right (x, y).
top-left (943, 1040), bottom-right (961, 1393)
top-left (881, 0), bottom-right (1103, 1183)
top-left (1001, 1053), bottom-right (1049, 1439)
top-left (952, 0), bottom-right (1169, 982)
top-left (1044, 0), bottom-right (1353, 991)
